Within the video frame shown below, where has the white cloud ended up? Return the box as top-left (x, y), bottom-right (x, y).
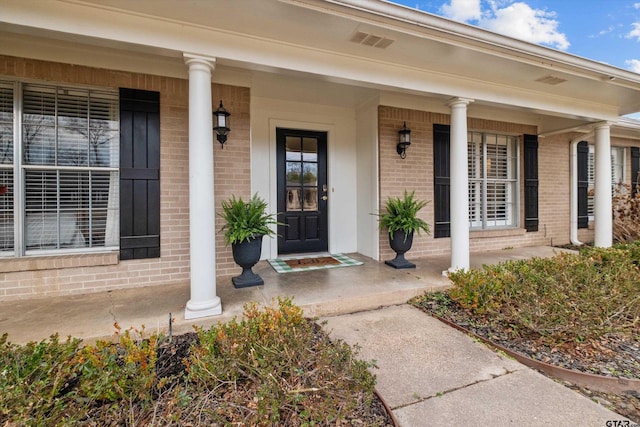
top-left (591, 25), bottom-right (617, 38)
top-left (438, 1), bottom-right (569, 50)
top-left (626, 59), bottom-right (640, 73)
top-left (635, 3), bottom-right (640, 9)
top-left (440, 0), bottom-right (482, 22)
top-left (481, 2), bottom-right (569, 50)
top-left (628, 22), bottom-right (640, 41)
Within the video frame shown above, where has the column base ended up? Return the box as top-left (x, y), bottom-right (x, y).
top-left (184, 297), bottom-right (222, 320)
top-left (443, 265), bottom-right (468, 276)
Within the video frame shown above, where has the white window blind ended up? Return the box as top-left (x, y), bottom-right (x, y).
top-left (468, 132), bottom-right (518, 229)
top-left (587, 145), bottom-right (624, 217)
top-left (1, 80), bottom-right (119, 256)
top-left (0, 82), bottom-right (13, 253)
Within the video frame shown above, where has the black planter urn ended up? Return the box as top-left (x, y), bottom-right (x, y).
top-left (385, 230), bottom-right (416, 269)
top-left (231, 235), bottom-right (264, 288)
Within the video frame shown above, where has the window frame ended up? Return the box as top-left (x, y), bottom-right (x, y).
top-left (467, 131), bottom-right (520, 230)
top-left (0, 79), bottom-right (120, 258)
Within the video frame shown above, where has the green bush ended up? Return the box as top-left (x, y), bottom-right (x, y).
top-left (75, 325), bottom-right (162, 404)
top-left (187, 298), bottom-right (377, 425)
top-left (447, 244), bottom-right (640, 344)
top-left (0, 333), bottom-right (83, 425)
top-left (1, 299), bottom-right (382, 426)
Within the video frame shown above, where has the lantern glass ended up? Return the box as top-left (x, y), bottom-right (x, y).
top-left (217, 113), bottom-right (226, 128)
top-left (399, 122), bottom-right (411, 144)
top-left (213, 100), bottom-right (231, 146)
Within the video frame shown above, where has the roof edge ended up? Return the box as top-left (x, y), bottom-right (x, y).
top-left (281, 0), bottom-right (640, 88)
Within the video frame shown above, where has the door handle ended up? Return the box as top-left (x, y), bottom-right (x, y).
top-left (321, 195), bottom-right (328, 201)
top-left (322, 184), bottom-right (327, 193)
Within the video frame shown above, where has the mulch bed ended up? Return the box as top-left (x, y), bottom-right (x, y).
top-left (412, 296), bottom-right (640, 422)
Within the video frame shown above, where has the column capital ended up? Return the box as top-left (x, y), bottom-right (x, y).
top-left (593, 121), bottom-right (613, 131)
top-left (183, 53), bottom-right (217, 71)
top-left (446, 97), bottom-right (474, 108)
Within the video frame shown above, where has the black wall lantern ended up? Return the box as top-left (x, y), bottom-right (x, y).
top-left (213, 100), bottom-right (230, 148)
top-left (397, 122), bottom-right (411, 159)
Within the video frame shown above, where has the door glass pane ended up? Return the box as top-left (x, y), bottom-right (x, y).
top-left (303, 188), bottom-right (318, 211)
top-left (286, 162), bottom-right (302, 185)
top-left (286, 136), bottom-right (302, 161)
top-left (286, 187), bottom-right (301, 211)
top-left (302, 137), bottom-right (317, 161)
top-left (302, 163), bottom-right (317, 185)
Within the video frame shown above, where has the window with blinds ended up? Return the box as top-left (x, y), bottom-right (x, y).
top-left (0, 82), bottom-right (13, 254)
top-left (467, 131), bottom-right (518, 229)
top-left (586, 145), bottom-right (625, 218)
top-left (1, 80), bottom-right (119, 255)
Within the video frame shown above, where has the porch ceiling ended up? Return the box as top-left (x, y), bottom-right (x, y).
top-left (2, 0), bottom-right (640, 122)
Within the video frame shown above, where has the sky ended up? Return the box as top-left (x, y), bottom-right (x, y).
top-left (390, 0), bottom-right (640, 74)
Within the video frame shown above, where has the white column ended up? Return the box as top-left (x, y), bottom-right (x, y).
top-left (184, 54), bottom-right (222, 319)
top-left (447, 98), bottom-right (473, 272)
top-left (594, 122), bottom-right (613, 248)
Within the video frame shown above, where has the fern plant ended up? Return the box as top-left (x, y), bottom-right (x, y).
top-left (219, 194), bottom-right (279, 245)
top-left (378, 190), bottom-right (430, 241)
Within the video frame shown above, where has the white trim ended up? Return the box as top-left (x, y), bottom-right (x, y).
top-left (0, 0), bottom-right (626, 119)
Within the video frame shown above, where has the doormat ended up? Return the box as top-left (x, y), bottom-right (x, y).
top-left (268, 254), bottom-right (363, 273)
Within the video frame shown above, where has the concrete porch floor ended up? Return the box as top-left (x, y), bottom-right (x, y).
top-left (0, 246), bottom-right (566, 344)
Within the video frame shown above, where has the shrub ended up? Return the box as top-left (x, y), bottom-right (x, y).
top-left (447, 246), bottom-right (640, 344)
top-left (75, 325), bottom-right (162, 404)
top-left (0, 333), bottom-right (83, 426)
top-left (0, 300), bottom-right (384, 426)
top-left (187, 298), bottom-right (378, 425)
top-left (613, 182), bottom-right (640, 243)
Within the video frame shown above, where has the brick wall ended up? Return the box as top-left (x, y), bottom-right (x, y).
top-left (0, 55), bottom-right (250, 299)
top-left (537, 134), bottom-right (572, 246)
top-left (378, 105), bottom-right (555, 261)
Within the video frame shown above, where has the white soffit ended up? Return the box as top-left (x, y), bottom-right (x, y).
top-left (1, 0), bottom-right (639, 117)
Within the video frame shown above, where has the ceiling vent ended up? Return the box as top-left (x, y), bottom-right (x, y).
top-left (535, 75), bottom-right (568, 85)
top-left (350, 31), bottom-right (394, 49)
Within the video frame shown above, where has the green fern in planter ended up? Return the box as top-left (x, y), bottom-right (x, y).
top-left (219, 194), bottom-right (279, 245)
top-left (378, 190), bottom-right (430, 241)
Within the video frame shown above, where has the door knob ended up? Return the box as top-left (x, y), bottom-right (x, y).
top-left (321, 195), bottom-right (328, 201)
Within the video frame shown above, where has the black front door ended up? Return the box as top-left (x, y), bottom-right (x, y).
top-left (276, 128), bottom-right (328, 254)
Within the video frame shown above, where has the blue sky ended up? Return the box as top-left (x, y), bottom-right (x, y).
top-left (390, 0), bottom-right (640, 73)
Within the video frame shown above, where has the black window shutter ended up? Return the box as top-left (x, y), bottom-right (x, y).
top-left (577, 141), bottom-right (589, 229)
top-left (523, 134), bottom-right (539, 232)
top-left (632, 147), bottom-right (640, 196)
top-left (119, 88), bottom-right (160, 260)
top-left (433, 124), bottom-right (451, 238)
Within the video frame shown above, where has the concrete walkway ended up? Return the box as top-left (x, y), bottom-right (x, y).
top-left (323, 305), bottom-right (629, 426)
